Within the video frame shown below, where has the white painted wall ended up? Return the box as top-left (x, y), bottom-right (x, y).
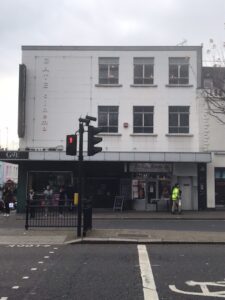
top-left (20, 47), bottom-right (201, 154)
top-left (199, 90), bottom-right (225, 208)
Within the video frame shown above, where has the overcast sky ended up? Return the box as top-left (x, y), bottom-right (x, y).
top-left (0, 0), bottom-right (225, 149)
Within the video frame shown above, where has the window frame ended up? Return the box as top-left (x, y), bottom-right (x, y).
top-left (133, 58), bottom-right (154, 85)
top-left (169, 57), bottom-right (189, 85)
top-left (133, 106), bottom-right (154, 133)
top-left (98, 58), bottom-right (119, 85)
top-left (168, 106), bottom-right (190, 134)
top-left (98, 106), bottom-right (119, 133)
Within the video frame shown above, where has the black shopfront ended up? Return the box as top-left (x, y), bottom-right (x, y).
top-left (0, 151), bottom-right (210, 212)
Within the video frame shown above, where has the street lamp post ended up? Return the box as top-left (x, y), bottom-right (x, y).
top-left (5, 127), bottom-right (8, 149)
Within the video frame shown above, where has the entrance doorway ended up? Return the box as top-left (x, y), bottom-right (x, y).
top-left (146, 180), bottom-right (158, 203)
top-left (179, 177), bottom-right (192, 210)
top-left (215, 168), bottom-right (225, 207)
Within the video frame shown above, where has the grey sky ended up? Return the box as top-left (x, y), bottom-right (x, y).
top-left (0, 0), bottom-right (224, 147)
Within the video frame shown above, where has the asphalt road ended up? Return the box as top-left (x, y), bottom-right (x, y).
top-left (93, 219), bottom-right (225, 232)
top-left (147, 244), bottom-right (225, 299)
top-left (1, 244), bottom-right (225, 300)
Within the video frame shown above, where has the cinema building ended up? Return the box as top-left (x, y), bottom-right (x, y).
top-left (12, 45), bottom-right (213, 212)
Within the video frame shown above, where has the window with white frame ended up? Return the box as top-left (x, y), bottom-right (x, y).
top-left (133, 106), bottom-right (154, 133)
top-left (98, 58), bottom-right (119, 84)
top-left (98, 106), bottom-right (119, 133)
top-left (169, 57), bottom-right (189, 84)
top-left (133, 58), bottom-right (154, 84)
top-left (169, 106), bottom-right (190, 133)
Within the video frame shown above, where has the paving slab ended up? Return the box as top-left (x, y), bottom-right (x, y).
top-left (80, 228), bottom-right (225, 244)
top-left (0, 210), bottom-right (225, 245)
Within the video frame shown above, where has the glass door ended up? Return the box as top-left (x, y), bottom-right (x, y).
top-left (146, 180), bottom-right (158, 203)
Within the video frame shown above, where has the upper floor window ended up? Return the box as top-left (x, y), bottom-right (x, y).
top-left (133, 58), bottom-right (154, 84)
top-left (99, 58), bottom-right (119, 84)
top-left (133, 106), bottom-right (154, 133)
top-left (98, 106), bottom-right (119, 133)
top-left (169, 57), bottom-right (189, 85)
top-left (169, 106), bottom-right (189, 133)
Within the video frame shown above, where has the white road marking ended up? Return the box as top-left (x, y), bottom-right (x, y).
top-left (137, 245), bottom-right (159, 300)
top-left (22, 276), bottom-right (29, 279)
top-left (12, 286), bottom-right (19, 289)
top-left (169, 280), bottom-right (225, 297)
top-left (38, 261), bottom-right (44, 264)
top-left (31, 268), bottom-right (37, 271)
top-left (53, 247), bottom-right (58, 250)
top-left (44, 256), bottom-right (49, 259)
top-left (49, 251), bottom-right (54, 254)
top-left (6, 244), bottom-right (51, 248)
top-left (0, 297), bottom-right (8, 300)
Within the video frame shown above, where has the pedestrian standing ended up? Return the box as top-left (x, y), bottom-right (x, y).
top-left (43, 185), bottom-right (53, 216)
top-left (29, 189), bottom-right (36, 218)
top-left (3, 186), bottom-right (13, 216)
top-left (58, 186), bottom-right (66, 216)
top-left (171, 183), bottom-right (182, 214)
top-left (0, 187), bottom-right (4, 213)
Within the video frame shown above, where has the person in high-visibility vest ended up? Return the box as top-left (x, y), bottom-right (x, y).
top-left (171, 183), bottom-right (182, 214)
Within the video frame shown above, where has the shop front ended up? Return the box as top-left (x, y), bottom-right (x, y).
top-left (129, 162), bottom-right (201, 211)
top-left (16, 160), bottom-right (125, 212)
top-left (27, 170), bottom-right (75, 207)
top-left (130, 163), bottom-right (172, 211)
top-left (0, 150), bottom-right (210, 212)
top-left (16, 160), bottom-right (206, 212)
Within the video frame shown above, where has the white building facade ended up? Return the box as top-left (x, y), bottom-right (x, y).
top-left (13, 45), bottom-right (211, 212)
top-left (200, 67), bottom-right (225, 208)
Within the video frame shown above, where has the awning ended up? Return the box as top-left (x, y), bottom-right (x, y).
top-left (0, 150), bottom-right (211, 163)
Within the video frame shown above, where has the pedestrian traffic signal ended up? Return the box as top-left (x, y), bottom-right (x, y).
top-left (87, 125), bottom-right (102, 156)
top-left (66, 134), bottom-right (77, 156)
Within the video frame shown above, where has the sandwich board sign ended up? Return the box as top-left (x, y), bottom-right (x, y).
top-left (113, 196), bottom-right (124, 211)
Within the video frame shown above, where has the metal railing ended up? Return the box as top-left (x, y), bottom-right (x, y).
top-left (25, 201), bottom-right (77, 229)
top-left (25, 197), bottom-right (93, 236)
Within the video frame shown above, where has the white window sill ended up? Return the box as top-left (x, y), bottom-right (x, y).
top-left (165, 133), bottom-right (193, 137)
top-left (95, 84), bottom-right (123, 87)
top-left (130, 134), bottom-right (158, 137)
top-left (165, 84), bottom-right (193, 88)
top-left (99, 133), bottom-right (122, 136)
top-left (130, 84), bottom-right (158, 88)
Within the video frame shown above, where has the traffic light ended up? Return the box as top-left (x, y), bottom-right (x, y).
top-left (66, 134), bottom-right (77, 156)
top-left (88, 125), bottom-right (102, 156)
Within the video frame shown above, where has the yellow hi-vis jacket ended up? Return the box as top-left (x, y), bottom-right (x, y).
top-left (172, 187), bottom-right (180, 201)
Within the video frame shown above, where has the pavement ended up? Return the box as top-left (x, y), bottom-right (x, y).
top-left (0, 209), bottom-right (225, 245)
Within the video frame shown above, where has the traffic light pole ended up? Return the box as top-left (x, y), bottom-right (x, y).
top-left (75, 115), bottom-right (102, 237)
top-left (77, 121), bottom-right (84, 237)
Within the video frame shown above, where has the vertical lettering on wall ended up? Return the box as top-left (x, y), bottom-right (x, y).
top-left (41, 58), bottom-right (50, 132)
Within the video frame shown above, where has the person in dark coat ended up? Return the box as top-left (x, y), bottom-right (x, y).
top-left (3, 186), bottom-right (13, 216)
top-left (58, 186), bottom-right (66, 216)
